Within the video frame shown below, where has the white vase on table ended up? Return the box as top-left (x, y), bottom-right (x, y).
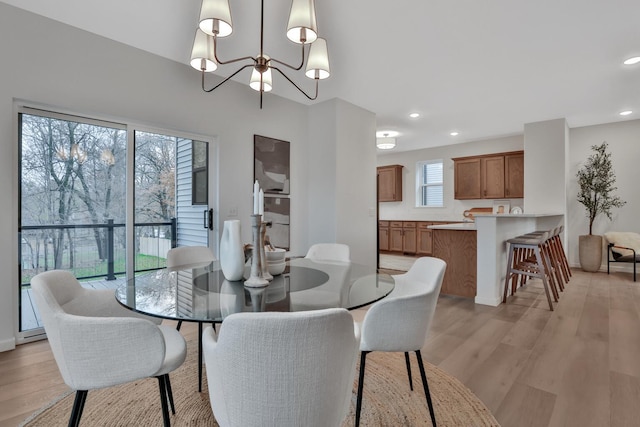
top-left (220, 220), bottom-right (244, 281)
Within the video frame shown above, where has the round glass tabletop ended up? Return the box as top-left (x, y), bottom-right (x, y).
top-left (115, 258), bottom-right (394, 323)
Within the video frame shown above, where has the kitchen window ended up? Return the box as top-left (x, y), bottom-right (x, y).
top-left (416, 160), bottom-right (443, 207)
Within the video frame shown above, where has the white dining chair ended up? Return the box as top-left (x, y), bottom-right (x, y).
top-left (305, 243), bottom-right (351, 262)
top-left (203, 309), bottom-right (360, 427)
top-left (166, 245), bottom-right (215, 270)
top-left (31, 270), bottom-right (187, 427)
top-left (355, 257), bottom-right (446, 427)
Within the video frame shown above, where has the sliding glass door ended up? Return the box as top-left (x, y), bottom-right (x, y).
top-left (18, 109), bottom-right (127, 337)
top-left (18, 108), bottom-right (216, 340)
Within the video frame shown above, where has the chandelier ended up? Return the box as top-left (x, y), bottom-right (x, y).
top-left (190, 0), bottom-right (331, 109)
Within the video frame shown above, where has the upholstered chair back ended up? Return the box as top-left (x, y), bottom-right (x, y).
top-left (203, 308), bottom-right (360, 427)
top-left (304, 243), bottom-right (350, 262)
top-left (166, 245), bottom-right (215, 270)
top-left (360, 257), bottom-right (446, 352)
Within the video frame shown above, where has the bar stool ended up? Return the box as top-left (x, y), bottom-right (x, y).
top-left (520, 228), bottom-right (565, 294)
top-left (521, 227), bottom-right (570, 290)
top-left (503, 232), bottom-right (556, 311)
top-left (549, 226), bottom-right (571, 283)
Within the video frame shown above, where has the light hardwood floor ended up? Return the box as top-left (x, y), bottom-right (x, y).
top-left (2, 268), bottom-right (639, 427)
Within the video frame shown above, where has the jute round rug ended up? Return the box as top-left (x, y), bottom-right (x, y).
top-left (21, 340), bottom-right (499, 427)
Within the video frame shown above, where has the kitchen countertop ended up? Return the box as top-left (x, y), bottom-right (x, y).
top-left (428, 222), bottom-right (477, 230)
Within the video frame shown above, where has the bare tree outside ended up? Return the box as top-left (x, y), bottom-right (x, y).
top-left (19, 115), bottom-right (177, 283)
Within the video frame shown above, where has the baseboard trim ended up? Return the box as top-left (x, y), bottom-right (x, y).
top-left (0, 337), bottom-right (16, 352)
top-left (475, 295), bottom-right (501, 307)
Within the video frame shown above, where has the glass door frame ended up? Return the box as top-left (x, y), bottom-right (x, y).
top-left (15, 103), bottom-right (218, 344)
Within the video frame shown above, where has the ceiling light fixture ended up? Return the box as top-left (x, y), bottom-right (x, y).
top-left (623, 57), bottom-right (640, 65)
top-left (190, 0), bottom-right (330, 109)
top-left (409, 112), bottom-right (420, 118)
top-left (620, 110), bottom-right (633, 116)
top-left (376, 132), bottom-right (397, 150)
top-left (450, 131), bottom-right (459, 136)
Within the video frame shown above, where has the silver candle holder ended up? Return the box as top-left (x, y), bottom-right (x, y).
top-left (244, 214), bottom-right (269, 288)
top-left (260, 221), bottom-right (273, 281)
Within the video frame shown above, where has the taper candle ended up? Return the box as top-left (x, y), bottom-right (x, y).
top-left (253, 180), bottom-right (260, 214)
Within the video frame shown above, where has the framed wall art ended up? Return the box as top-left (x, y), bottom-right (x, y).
top-left (254, 135), bottom-right (290, 195)
top-left (264, 196), bottom-right (290, 250)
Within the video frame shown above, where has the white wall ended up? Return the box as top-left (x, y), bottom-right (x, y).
top-left (523, 118), bottom-right (568, 214)
top-left (335, 100), bottom-right (377, 266)
top-left (377, 135), bottom-right (524, 221)
top-left (567, 119), bottom-right (640, 267)
top-left (308, 99), bottom-right (377, 266)
top-left (0, 3), bottom-right (367, 350)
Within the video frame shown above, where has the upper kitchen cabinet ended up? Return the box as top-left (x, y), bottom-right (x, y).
top-left (504, 152), bottom-right (524, 198)
top-left (481, 155), bottom-right (505, 199)
top-left (453, 151), bottom-right (523, 200)
top-left (453, 158), bottom-right (482, 199)
top-left (377, 164), bottom-right (403, 202)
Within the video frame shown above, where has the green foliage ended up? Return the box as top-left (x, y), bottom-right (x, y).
top-left (576, 142), bottom-right (626, 235)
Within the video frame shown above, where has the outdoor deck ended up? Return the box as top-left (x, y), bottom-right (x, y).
top-left (21, 276), bottom-right (127, 331)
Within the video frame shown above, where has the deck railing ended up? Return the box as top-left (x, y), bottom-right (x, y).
top-left (19, 219), bottom-right (177, 285)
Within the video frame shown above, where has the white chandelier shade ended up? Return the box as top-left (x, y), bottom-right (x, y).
top-left (250, 55), bottom-right (273, 92)
top-left (286, 0), bottom-right (318, 44)
top-left (199, 0), bottom-right (233, 37)
top-left (305, 37), bottom-right (330, 79)
top-left (190, 29), bottom-right (218, 72)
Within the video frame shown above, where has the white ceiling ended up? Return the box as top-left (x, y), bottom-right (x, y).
top-left (3, 0), bottom-right (640, 152)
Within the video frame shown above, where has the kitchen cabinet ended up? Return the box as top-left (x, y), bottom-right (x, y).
top-left (417, 222), bottom-right (433, 255)
top-left (377, 165), bottom-right (403, 202)
top-left (453, 151), bottom-right (523, 200)
top-left (381, 221), bottom-right (417, 254)
top-left (381, 220), bottom-right (459, 255)
top-left (378, 221), bottom-right (389, 251)
top-left (454, 158), bottom-right (481, 199)
top-left (505, 152), bottom-right (524, 198)
top-left (481, 156), bottom-right (505, 198)
top-left (402, 222), bottom-right (417, 254)
top-left (433, 228), bottom-right (477, 298)
top-left (389, 222), bottom-right (404, 252)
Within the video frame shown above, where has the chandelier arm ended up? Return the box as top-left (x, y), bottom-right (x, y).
top-left (213, 37), bottom-right (258, 66)
top-left (271, 66), bottom-right (319, 100)
top-left (202, 64), bottom-right (254, 93)
top-left (269, 44), bottom-right (306, 71)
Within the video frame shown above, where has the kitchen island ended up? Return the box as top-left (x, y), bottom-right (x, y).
top-left (430, 222), bottom-right (477, 298)
top-left (430, 213), bottom-right (564, 306)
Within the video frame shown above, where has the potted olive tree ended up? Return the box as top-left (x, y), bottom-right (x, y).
top-left (576, 141), bottom-right (626, 272)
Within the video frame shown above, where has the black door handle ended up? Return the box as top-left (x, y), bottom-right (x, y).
top-left (207, 208), bottom-right (214, 230)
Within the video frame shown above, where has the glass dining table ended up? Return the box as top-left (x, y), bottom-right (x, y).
top-left (115, 257), bottom-right (395, 391)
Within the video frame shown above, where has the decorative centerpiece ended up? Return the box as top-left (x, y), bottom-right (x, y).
top-left (244, 181), bottom-right (270, 287)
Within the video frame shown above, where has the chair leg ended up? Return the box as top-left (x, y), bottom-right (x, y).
top-left (68, 390), bottom-right (88, 427)
top-left (404, 352), bottom-right (413, 391)
top-left (198, 322), bottom-right (203, 393)
top-left (415, 350), bottom-right (437, 427)
top-left (355, 351), bottom-right (369, 427)
top-left (175, 320), bottom-right (182, 331)
top-left (164, 374), bottom-right (176, 414)
top-left (157, 376), bottom-right (171, 427)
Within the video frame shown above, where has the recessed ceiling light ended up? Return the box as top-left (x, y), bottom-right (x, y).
top-left (450, 131), bottom-right (459, 136)
top-left (376, 130), bottom-right (399, 138)
top-left (620, 110), bottom-right (633, 116)
top-left (623, 57), bottom-right (640, 65)
top-left (409, 113), bottom-right (420, 118)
